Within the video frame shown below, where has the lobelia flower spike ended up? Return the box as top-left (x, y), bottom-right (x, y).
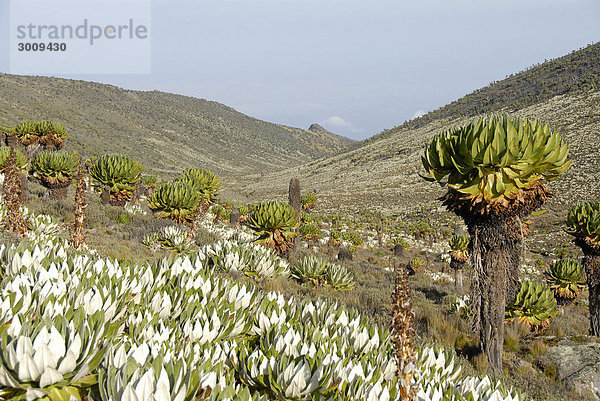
top-left (390, 259), bottom-right (417, 401)
top-left (70, 163), bottom-right (87, 249)
top-left (2, 147), bottom-right (29, 235)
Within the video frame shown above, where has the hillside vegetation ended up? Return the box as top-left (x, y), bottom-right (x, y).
top-left (0, 74), bottom-right (353, 177)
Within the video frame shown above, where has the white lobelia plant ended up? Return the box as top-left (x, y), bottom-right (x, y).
top-left (98, 356), bottom-right (215, 401)
top-left (0, 309), bottom-right (113, 401)
top-left (203, 240), bottom-right (290, 279)
top-left (0, 207), bottom-right (532, 401)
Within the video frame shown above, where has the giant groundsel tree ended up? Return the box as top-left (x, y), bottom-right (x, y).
top-left (566, 201), bottom-right (600, 335)
top-left (421, 114), bottom-right (570, 371)
top-left (90, 154), bottom-right (142, 206)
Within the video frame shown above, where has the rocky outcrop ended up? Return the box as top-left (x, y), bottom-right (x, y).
top-left (547, 339), bottom-right (600, 400)
top-left (308, 123), bottom-right (334, 136)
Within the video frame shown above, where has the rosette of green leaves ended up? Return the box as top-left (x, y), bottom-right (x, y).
top-left (421, 114), bottom-right (571, 206)
top-left (291, 256), bottom-right (328, 287)
top-left (177, 168), bottom-right (221, 203)
top-left (506, 281), bottom-right (558, 333)
top-left (0, 309), bottom-right (114, 401)
top-left (236, 204), bottom-right (249, 217)
top-left (30, 150), bottom-right (79, 188)
top-left (410, 257), bottom-right (426, 270)
top-left (299, 224), bottom-right (323, 241)
top-left (342, 232), bottom-right (363, 246)
top-left (14, 121), bottom-right (67, 148)
top-left (449, 234), bottom-right (470, 263)
top-left (246, 201), bottom-right (300, 255)
top-left (148, 182), bottom-right (201, 224)
top-left (90, 154), bottom-right (142, 198)
top-left (301, 193), bottom-right (317, 210)
top-left (0, 146), bottom-right (28, 172)
top-left (545, 258), bottom-right (586, 301)
top-left (324, 263), bottom-right (355, 291)
top-left (566, 201), bottom-right (600, 248)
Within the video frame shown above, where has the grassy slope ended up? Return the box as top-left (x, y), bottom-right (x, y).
top-left (0, 74), bottom-right (354, 178)
top-left (241, 43), bottom-right (600, 215)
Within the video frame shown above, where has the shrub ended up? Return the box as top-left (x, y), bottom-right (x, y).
top-left (506, 281), bottom-right (558, 334)
top-left (90, 154), bottom-right (142, 205)
top-left (545, 258), bottom-right (586, 302)
top-left (13, 120), bottom-right (67, 149)
top-left (566, 201), bottom-right (600, 247)
top-left (393, 237), bottom-right (411, 250)
top-left (147, 182), bottom-right (201, 224)
top-left (177, 168), bottom-right (221, 204)
top-left (292, 255), bottom-right (354, 290)
top-left (30, 150), bottom-right (79, 189)
top-left (116, 214), bottom-right (131, 224)
top-left (448, 235), bottom-right (469, 263)
top-left (410, 257), bottom-right (426, 271)
top-left (299, 224), bottom-right (323, 241)
top-left (301, 193), bottom-right (317, 210)
top-left (246, 200), bottom-right (300, 255)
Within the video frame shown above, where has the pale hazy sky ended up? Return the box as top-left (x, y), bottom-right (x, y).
top-left (1, 0), bottom-right (600, 139)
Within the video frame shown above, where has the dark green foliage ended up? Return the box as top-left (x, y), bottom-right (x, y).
top-left (147, 182), bottom-right (201, 224)
top-left (301, 193), bottom-right (317, 210)
top-left (90, 154), bottom-right (143, 203)
top-left (545, 258), bottom-right (586, 301)
top-left (330, 230), bottom-right (364, 246)
top-left (299, 223), bottom-right (323, 241)
top-left (30, 150), bottom-right (79, 187)
top-left (177, 168), bottom-right (221, 203)
top-left (566, 201), bottom-right (600, 246)
top-left (117, 214), bottom-right (131, 224)
top-left (506, 281), bottom-right (558, 334)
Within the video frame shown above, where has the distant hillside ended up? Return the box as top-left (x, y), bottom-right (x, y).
top-left (243, 43), bottom-right (600, 214)
top-left (0, 74), bottom-right (354, 177)
top-left (365, 42), bottom-right (600, 145)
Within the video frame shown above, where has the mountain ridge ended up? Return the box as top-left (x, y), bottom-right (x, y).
top-left (0, 73), bottom-right (354, 177)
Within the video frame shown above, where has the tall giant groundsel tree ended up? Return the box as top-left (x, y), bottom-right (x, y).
top-left (421, 114), bottom-right (570, 371)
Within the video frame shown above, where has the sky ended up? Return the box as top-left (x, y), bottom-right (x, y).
top-left (1, 0), bottom-right (600, 140)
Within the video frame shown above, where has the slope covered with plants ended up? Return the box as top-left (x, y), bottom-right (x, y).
top-left (0, 74), bottom-right (354, 177)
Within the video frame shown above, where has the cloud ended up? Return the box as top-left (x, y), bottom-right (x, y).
top-left (412, 110), bottom-right (427, 119)
top-left (325, 115), bottom-right (353, 129)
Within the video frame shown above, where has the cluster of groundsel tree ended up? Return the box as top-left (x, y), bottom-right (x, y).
top-left (421, 114), bottom-right (571, 372)
top-left (3, 120), bottom-right (67, 150)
